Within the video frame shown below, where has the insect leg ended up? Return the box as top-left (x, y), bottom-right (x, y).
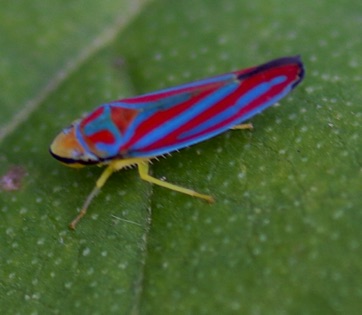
top-left (230, 123), bottom-right (253, 130)
top-left (69, 165), bottom-right (115, 229)
top-left (137, 161), bottom-right (214, 202)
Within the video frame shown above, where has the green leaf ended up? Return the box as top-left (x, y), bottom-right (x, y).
top-left (1, 0), bottom-right (361, 314)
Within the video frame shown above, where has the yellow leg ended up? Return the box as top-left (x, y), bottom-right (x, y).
top-left (137, 161), bottom-right (214, 203)
top-left (69, 158), bottom-right (144, 230)
top-left (69, 157), bottom-right (214, 229)
top-left (231, 122), bottom-right (253, 130)
top-left (69, 165), bottom-right (113, 229)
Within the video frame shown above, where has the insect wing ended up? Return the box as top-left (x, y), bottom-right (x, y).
top-left (115, 56), bottom-right (304, 158)
top-left (77, 56), bottom-right (304, 160)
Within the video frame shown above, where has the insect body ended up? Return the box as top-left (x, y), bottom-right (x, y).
top-left (50, 56), bottom-right (304, 229)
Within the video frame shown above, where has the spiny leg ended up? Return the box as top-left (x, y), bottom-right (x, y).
top-left (69, 165), bottom-right (115, 229)
top-left (69, 158), bottom-right (148, 229)
top-left (230, 122), bottom-right (253, 130)
top-left (137, 161), bottom-right (214, 203)
top-left (69, 157), bottom-right (213, 229)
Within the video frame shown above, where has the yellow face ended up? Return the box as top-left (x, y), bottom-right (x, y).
top-left (49, 123), bottom-right (99, 167)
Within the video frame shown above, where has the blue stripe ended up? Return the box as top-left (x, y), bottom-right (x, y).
top-left (107, 73), bottom-right (235, 110)
top-left (231, 78), bottom-right (292, 124)
top-left (108, 92), bottom-right (195, 147)
top-left (83, 106), bottom-right (123, 156)
top-left (109, 91), bottom-right (192, 110)
top-left (75, 123), bottom-right (92, 154)
top-left (127, 75), bottom-right (292, 157)
top-left (180, 75), bottom-right (287, 139)
top-left (131, 81), bottom-right (240, 150)
top-left (105, 74), bottom-right (237, 149)
top-left (119, 107), bottom-right (158, 146)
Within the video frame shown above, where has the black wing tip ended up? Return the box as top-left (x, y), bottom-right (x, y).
top-left (282, 55), bottom-right (305, 89)
top-left (238, 55), bottom-right (305, 89)
top-left (264, 55), bottom-right (303, 66)
top-left (269, 55), bottom-right (305, 90)
top-left (293, 56), bottom-right (304, 89)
